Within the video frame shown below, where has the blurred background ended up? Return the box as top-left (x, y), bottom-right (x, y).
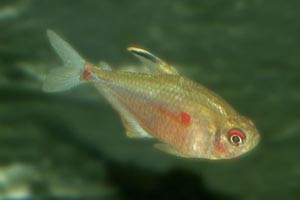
top-left (0, 0), bottom-right (300, 199)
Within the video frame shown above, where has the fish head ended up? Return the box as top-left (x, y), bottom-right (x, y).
top-left (214, 115), bottom-right (260, 159)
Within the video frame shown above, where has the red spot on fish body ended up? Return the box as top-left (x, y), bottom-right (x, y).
top-left (214, 140), bottom-right (226, 154)
top-left (157, 106), bottom-right (191, 127)
top-left (83, 67), bottom-right (91, 80)
top-left (180, 111), bottom-right (191, 126)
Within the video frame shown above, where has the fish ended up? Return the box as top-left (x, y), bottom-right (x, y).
top-left (43, 30), bottom-right (260, 160)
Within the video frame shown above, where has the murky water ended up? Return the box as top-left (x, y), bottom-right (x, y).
top-left (0, 0), bottom-right (299, 199)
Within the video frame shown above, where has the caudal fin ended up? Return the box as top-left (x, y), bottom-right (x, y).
top-left (43, 30), bottom-right (85, 92)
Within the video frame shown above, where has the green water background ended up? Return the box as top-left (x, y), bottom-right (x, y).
top-left (0, 0), bottom-right (299, 199)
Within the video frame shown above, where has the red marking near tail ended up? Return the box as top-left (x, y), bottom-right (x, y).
top-left (83, 68), bottom-right (91, 80)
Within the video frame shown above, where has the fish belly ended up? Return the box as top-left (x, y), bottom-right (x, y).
top-left (107, 88), bottom-right (190, 149)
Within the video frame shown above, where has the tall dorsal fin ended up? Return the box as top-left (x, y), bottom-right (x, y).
top-left (127, 47), bottom-right (179, 75)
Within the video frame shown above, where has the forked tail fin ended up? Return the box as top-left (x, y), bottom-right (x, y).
top-left (43, 30), bottom-right (86, 92)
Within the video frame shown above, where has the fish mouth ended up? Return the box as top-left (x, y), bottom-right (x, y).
top-left (252, 133), bottom-right (260, 147)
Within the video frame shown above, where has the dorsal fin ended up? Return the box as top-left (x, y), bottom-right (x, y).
top-left (127, 47), bottom-right (179, 75)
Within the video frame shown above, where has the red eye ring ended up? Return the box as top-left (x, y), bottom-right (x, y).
top-left (228, 128), bottom-right (246, 146)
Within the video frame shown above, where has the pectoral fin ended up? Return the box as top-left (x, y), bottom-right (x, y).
top-left (127, 47), bottom-right (179, 75)
top-left (154, 143), bottom-right (188, 157)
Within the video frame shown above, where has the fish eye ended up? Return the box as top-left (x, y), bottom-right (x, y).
top-left (227, 128), bottom-right (246, 146)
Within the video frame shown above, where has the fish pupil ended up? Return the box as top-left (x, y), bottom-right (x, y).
top-left (232, 135), bottom-right (241, 144)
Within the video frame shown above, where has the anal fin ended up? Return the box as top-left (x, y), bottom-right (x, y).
top-left (120, 116), bottom-right (152, 138)
top-left (95, 85), bottom-right (151, 139)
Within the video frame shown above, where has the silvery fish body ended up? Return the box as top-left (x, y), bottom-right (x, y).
top-left (43, 30), bottom-right (260, 160)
